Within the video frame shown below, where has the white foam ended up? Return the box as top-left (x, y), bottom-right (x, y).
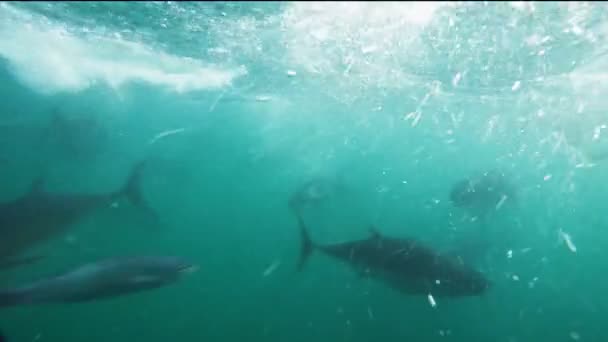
top-left (280, 2), bottom-right (455, 103)
top-left (0, 4), bottom-right (247, 94)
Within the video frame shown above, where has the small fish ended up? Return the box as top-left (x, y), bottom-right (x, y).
top-left (288, 177), bottom-right (349, 213)
top-left (148, 128), bottom-right (186, 145)
top-left (449, 169), bottom-right (517, 218)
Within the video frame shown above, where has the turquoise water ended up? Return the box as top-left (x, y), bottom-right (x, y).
top-left (1, 1), bottom-right (607, 341)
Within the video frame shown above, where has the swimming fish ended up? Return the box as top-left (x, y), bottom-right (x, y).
top-left (0, 256), bottom-right (196, 307)
top-left (295, 214), bottom-right (490, 298)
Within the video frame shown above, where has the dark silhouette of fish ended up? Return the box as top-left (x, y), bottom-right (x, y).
top-left (288, 177), bottom-right (349, 213)
top-left (447, 170), bottom-right (520, 266)
top-left (42, 108), bottom-right (108, 160)
top-left (449, 169), bottom-right (517, 219)
top-left (0, 161), bottom-right (155, 262)
top-left (0, 256), bottom-right (196, 307)
top-left (295, 214), bottom-right (490, 298)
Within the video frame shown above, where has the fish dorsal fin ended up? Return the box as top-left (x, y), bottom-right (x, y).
top-left (28, 178), bottom-right (45, 195)
top-left (368, 226), bottom-right (383, 239)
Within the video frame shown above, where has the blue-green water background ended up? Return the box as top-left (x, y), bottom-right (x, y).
top-left (1, 2), bottom-right (608, 341)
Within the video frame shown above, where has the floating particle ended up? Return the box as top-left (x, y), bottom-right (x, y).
top-left (528, 277), bottom-right (539, 289)
top-left (262, 260), bottom-right (281, 277)
top-left (507, 250), bottom-right (513, 259)
top-left (543, 174), bottom-right (552, 181)
top-left (512, 81), bottom-right (521, 91)
top-left (367, 307), bottom-right (374, 320)
top-left (406, 111), bottom-right (422, 127)
top-left (559, 229), bottom-right (577, 253)
top-left (286, 70), bottom-right (297, 77)
top-left (572, 25), bottom-right (583, 35)
top-left (439, 329), bottom-right (452, 336)
top-left (255, 95), bottom-right (272, 102)
top-left (593, 126), bottom-right (602, 140)
top-left (512, 275), bottom-right (520, 281)
top-left (376, 185), bottom-right (389, 193)
top-left (361, 45), bottom-right (377, 54)
top-left (577, 103), bottom-right (585, 113)
top-left (496, 194), bottom-right (508, 210)
top-left (576, 163), bottom-right (595, 169)
top-left (110, 201), bottom-right (119, 209)
top-left (570, 331), bottom-right (580, 340)
top-left (452, 72), bottom-right (462, 87)
top-left (435, 279), bottom-right (441, 285)
top-left (428, 293), bottom-right (437, 308)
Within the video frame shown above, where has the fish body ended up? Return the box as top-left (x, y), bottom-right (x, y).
top-left (0, 256), bottom-right (195, 307)
top-left (295, 214), bottom-right (490, 298)
top-left (0, 161), bottom-right (153, 262)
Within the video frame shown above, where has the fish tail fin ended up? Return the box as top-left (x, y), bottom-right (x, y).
top-left (296, 213), bottom-right (315, 271)
top-left (122, 161), bottom-right (159, 223)
top-left (288, 196), bottom-right (300, 214)
top-left (123, 160), bottom-right (146, 206)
